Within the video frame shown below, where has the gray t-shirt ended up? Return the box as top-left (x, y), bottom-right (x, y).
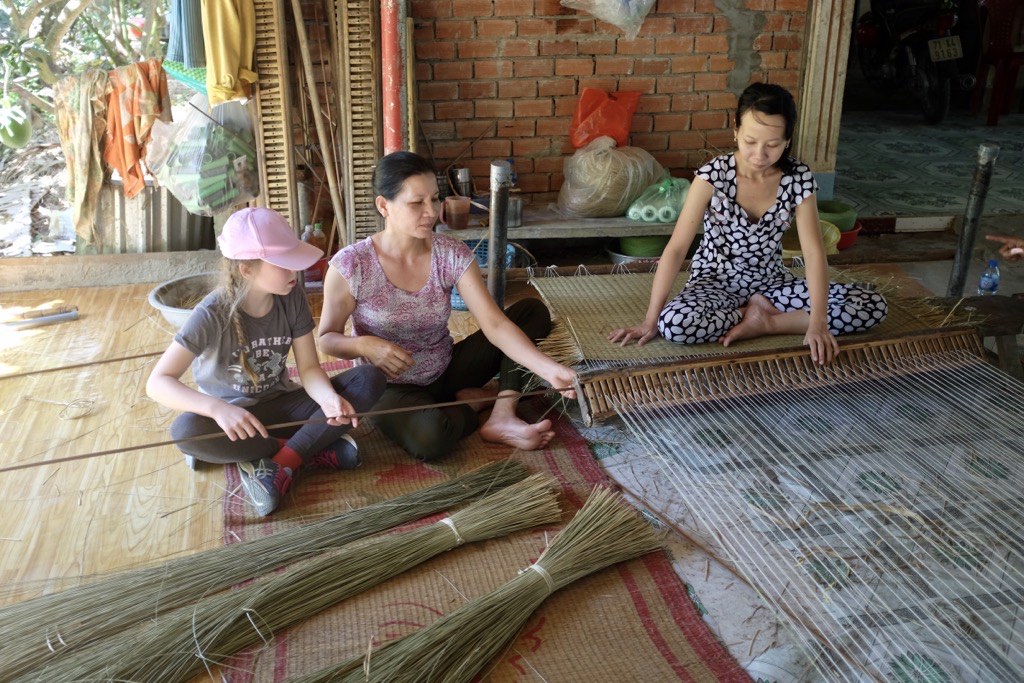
top-left (174, 284), bottom-right (316, 406)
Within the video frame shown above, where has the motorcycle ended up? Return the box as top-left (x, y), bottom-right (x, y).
top-left (855, 0), bottom-right (976, 124)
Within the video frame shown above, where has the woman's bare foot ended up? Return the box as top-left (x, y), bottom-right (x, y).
top-left (721, 294), bottom-right (781, 346)
top-left (456, 386), bottom-right (499, 413)
top-left (479, 391), bottom-right (555, 450)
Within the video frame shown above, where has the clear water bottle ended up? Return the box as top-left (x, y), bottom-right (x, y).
top-left (977, 259), bottom-right (1000, 296)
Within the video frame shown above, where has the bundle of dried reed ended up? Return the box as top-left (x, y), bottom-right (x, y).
top-left (294, 486), bottom-right (662, 683)
top-left (0, 460), bottom-right (528, 680)
top-left (24, 474), bottom-right (561, 682)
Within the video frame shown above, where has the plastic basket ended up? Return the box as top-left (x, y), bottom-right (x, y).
top-left (451, 240), bottom-right (515, 311)
top-left (163, 60), bottom-right (207, 95)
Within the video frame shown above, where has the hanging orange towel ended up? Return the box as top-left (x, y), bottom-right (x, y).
top-left (202, 0), bottom-right (257, 106)
top-left (103, 59), bottom-right (171, 199)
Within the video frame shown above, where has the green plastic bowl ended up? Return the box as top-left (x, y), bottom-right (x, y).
top-left (817, 200), bottom-right (857, 233)
top-left (619, 235), bottom-right (670, 257)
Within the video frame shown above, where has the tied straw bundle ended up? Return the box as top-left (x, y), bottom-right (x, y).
top-left (24, 474), bottom-right (562, 682)
top-left (0, 460), bottom-right (528, 680)
top-left (295, 486), bottom-right (662, 683)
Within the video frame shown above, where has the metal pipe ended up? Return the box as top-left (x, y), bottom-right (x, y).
top-left (947, 143), bottom-right (999, 297)
top-left (487, 160), bottom-right (512, 306)
top-left (380, 0), bottom-right (402, 153)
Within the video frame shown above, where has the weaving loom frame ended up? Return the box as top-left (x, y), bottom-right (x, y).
top-left (573, 327), bottom-right (986, 426)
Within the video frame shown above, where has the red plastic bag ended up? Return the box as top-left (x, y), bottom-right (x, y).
top-left (569, 89), bottom-right (641, 149)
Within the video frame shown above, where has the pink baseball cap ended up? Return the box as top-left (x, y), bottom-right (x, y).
top-left (219, 208), bottom-right (323, 270)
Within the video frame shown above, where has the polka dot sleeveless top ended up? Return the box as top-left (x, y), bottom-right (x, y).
top-left (691, 153), bottom-right (817, 282)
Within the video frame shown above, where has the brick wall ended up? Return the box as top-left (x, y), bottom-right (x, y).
top-left (412, 0), bottom-right (808, 204)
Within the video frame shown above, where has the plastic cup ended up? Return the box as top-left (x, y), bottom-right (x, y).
top-left (444, 197), bottom-right (471, 230)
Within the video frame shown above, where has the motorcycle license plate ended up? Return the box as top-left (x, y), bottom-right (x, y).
top-left (928, 36), bottom-right (963, 62)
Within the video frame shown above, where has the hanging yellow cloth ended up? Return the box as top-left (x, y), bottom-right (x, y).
top-left (103, 58), bottom-right (171, 199)
top-left (54, 70), bottom-right (108, 246)
top-left (202, 0), bottom-right (257, 106)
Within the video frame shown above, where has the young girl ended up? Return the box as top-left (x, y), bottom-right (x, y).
top-left (318, 151), bottom-right (577, 461)
top-left (610, 83), bottom-right (888, 365)
top-left (146, 208), bottom-right (386, 516)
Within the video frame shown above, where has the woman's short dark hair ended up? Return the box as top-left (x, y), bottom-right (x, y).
top-left (735, 83), bottom-right (797, 172)
top-left (372, 151), bottom-right (435, 201)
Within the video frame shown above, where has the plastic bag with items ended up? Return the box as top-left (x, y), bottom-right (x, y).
top-left (147, 94), bottom-right (259, 216)
top-left (557, 136), bottom-right (667, 218)
top-left (627, 177), bottom-right (691, 223)
top-left (560, 0), bottom-right (654, 39)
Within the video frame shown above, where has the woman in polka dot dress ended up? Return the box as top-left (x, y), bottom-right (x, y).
top-left (610, 83), bottom-right (888, 366)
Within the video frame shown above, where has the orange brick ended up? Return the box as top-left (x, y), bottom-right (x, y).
top-left (631, 113), bottom-right (654, 133)
top-left (533, 155), bottom-right (563, 173)
top-left (477, 18), bottom-right (518, 37)
top-left (630, 132), bottom-right (669, 151)
top-left (515, 98), bottom-right (554, 117)
top-left (655, 35), bottom-right (696, 55)
top-left (578, 37), bottom-right (617, 55)
top-left (516, 59), bottom-right (555, 77)
top-left (475, 139), bottom-right (513, 157)
top-left (693, 0), bottom-right (716, 10)
top-left (786, 52), bottom-right (803, 69)
top-left (693, 72), bottom-right (728, 90)
top-left (420, 82), bottom-right (459, 100)
top-left (435, 61), bottom-right (473, 79)
top-left (494, 0), bottom-right (534, 14)
top-left (672, 55), bottom-right (707, 73)
top-left (456, 119), bottom-right (511, 137)
top-left (513, 158), bottom-right (534, 172)
top-left (705, 128), bottom-right (734, 148)
top-left (461, 81), bottom-right (498, 98)
top-left (635, 58), bottom-right (671, 75)
top-left (433, 141), bottom-right (468, 158)
top-left (672, 92), bottom-right (706, 111)
top-left (417, 102), bottom-right (435, 121)
top-left (578, 76), bottom-right (622, 92)
top-left (617, 37), bottom-right (656, 55)
top-left (554, 96), bottom-right (579, 116)
top-left (435, 100), bottom-right (475, 119)
top-left (694, 34), bottom-right (728, 53)
top-left (519, 18), bottom-right (557, 35)
top-left (499, 79), bottom-right (538, 98)
top-left (421, 120), bottom-right (454, 139)
top-left (762, 13), bottom-right (786, 32)
top-left (538, 78), bottom-right (577, 96)
top-left (413, 24), bottom-right (434, 41)
top-left (752, 33), bottom-right (772, 51)
top-left (669, 130), bottom-right (707, 150)
top-left (555, 57), bottom-right (595, 77)
top-left (495, 118), bottom-right (537, 136)
top-left (708, 91), bottom-right (736, 109)
top-left (475, 99), bottom-right (515, 117)
top-left (691, 110), bottom-right (726, 129)
top-left (657, 0), bottom-right (695, 11)
top-left (712, 15), bottom-right (729, 31)
top-left (556, 18), bottom-right (595, 34)
top-left (535, 0), bottom-right (571, 14)
top-left (789, 13), bottom-right (805, 31)
top-left (453, 0), bottom-right (494, 17)
top-left (709, 55), bottom-right (735, 71)
top-left (415, 63), bottom-right (432, 80)
top-left (502, 40), bottom-right (540, 57)
top-left (636, 94), bottom-right (672, 112)
top-left (536, 117), bottom-right (567, 136)
top-left (514, 137), bottom-right (556, 156)
top-left (417, 42), bottom-right (456, 59)
top-left (775, 0), bottom-right (807, 10)
top-left (658, 75), bottom-right (695, 94)
top-left (675, 16), bottom-right (713, 32)
top-left (760, 50), bottom-right (786, 69)
top-left (642, 17), bottom-right (675, 33)
top-left (595, 56), bottom-right (634, 75)
top-left (434, 19), bottom-right (473, 39)
top-left (458, 41), bottom-right (499, 58)
top-left (617, 76), bottom-right (656, 93)
top-left (475, 60), bottom-right (514, 78)
top-left (772, 33), bottom-right (801, 51)
top-left (411, 0), bottom-right (452, 19)
top-left (744, 0), bottom-right (773, 8)
top-left (770, 69), bottom-right (800, 88)
top-left (654, 113), bottom-right (689, 131)
top-left (540, 39), bottom-right (579, 56)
